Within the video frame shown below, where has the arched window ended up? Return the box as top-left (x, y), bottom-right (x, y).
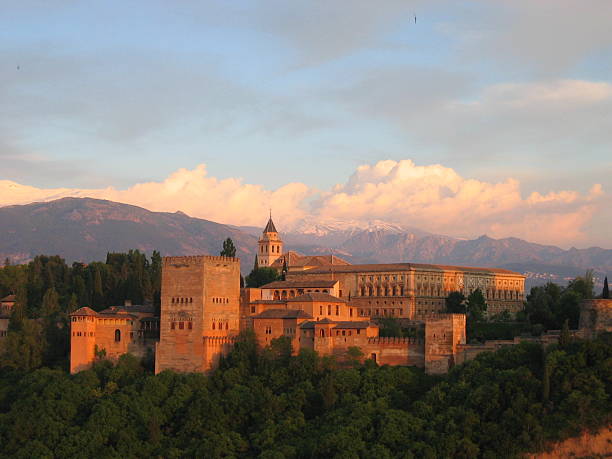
top-left (114, 329), bottom-right (121, 342)
top-left (320, 329), bottom-right (325, 337)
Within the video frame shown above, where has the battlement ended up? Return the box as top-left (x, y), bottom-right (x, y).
top-left (367, 336), bottom-right (418, 345)
top-left (204, 336), bottom-right (238, 345)
top-left (163, 255), bottom-right (240, 266)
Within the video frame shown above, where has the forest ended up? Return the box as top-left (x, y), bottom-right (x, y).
top-left (0, 330), bottom-right (610, 458)
top-left (0, 252), bottom-right (610, 457)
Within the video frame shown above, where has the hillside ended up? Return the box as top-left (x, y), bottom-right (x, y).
top-left (1, 197), bottom-right (610, 287)
top-left (0, 197), bottom-right (257, 270)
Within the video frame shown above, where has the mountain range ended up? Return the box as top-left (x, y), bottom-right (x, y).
top-left (1, 197), bottom-right (610, 289)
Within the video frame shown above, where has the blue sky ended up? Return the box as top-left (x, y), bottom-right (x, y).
top-left (1, 1), bottom-right (611, 247)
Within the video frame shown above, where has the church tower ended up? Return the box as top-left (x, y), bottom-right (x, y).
top-left (258, 214), bottom-right (283, 268)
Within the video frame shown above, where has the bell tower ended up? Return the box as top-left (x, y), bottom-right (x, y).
top-left (258, 213), bottom-right (283, 268)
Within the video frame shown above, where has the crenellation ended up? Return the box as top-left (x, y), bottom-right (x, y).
top-left (69, 217), bottom-right (541, 376)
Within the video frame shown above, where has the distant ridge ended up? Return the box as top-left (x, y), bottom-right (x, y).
top-left (1, 197), bottom-right (610, 287)
top-left (0, 197), bottom-right (258, 270)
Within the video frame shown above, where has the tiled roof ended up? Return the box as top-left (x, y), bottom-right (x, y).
top-left (272, 253), bottom-right (350, 268)
top-left (333, 321), bottom-right (377, 329)
top-left (300, 262), bottom-right (523, 276)
top-left (286, 292), bottom-right (347, 303)
top-left (0, 295), bottom-right (16, 303)
top-left (98, 304), bottom-right (154, 315)
top-left (263, 217), bottom-right (278, 233)
top-left (299, 320), bottom-right (377, 329)
top-left (259, 279), bottom-right (338, 289)
top-left (253, 309), bottom-right (313, 319)
top-left (70, 306), bottom-right (98, 316)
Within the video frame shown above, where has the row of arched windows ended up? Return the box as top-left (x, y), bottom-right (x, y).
top-left (212, 321), bottom-right (229, 330)
top-left (359, 285), bottom-right (405, 297)
top-left (170, 321), bottom-right (193, 330)
top-left (213, 297), bottom-right (229, 304)
top-left (172, 297), bottom-right (193, 304)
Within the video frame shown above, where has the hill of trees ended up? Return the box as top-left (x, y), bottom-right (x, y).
top-left (0, 331), bottom-right (609, 458)
top-left (0, 251), bottom-right (161, 370)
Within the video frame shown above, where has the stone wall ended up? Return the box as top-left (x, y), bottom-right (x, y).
top-left (155, 255), bottom-right (241, 374)
top-left (579, 298), bottom-right (612, 339)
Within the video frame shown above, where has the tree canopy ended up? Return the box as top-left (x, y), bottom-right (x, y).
top-left (220, 238), bottom-right (237, 258)
top-left (0, 332), bottom-right (609, 458)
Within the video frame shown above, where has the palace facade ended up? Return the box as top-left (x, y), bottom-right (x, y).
top-left (69, 217), bottom-right (528, 375)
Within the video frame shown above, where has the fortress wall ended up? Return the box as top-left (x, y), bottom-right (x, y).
top-left (155, 256), bottom-right (241, 373)
top-left (579, 299), bottom-right (612, 339)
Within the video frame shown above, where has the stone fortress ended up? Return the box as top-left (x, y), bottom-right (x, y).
top-left (68, 217), bottom-right (612, 375)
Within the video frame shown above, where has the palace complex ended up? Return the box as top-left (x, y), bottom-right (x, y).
top-left (67, 216), bottom-right (611, 376)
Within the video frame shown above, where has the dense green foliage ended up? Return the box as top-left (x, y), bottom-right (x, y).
top-left (0, 251), bottom-right (162, 371)
top-left (523, 275), bottom-right (594, 330)
top-left (245, 266), bottom-right (280, 288)
top-left (445, 291), bottom-right (466, 313)
top-left (220, 238), bottom-right (237, 258)
top-left (0, 332), bottom-right (609, 458)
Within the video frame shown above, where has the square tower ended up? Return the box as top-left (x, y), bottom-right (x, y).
top-left (257, 216), bottom-right (283, 268)
top-left (155, 255), bottom-right (241, 373)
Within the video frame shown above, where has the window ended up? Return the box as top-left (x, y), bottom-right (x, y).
top-left (327, 305), bottom-right (331, 315)
top-left (320, 305), bottom-right (323, 315)
top-left (335, 305), bottom-right (339, 315)
top-left (114, 329), bottom-right (121, 342)
top-left (179, 322), bottom-right (184, 330)
top-left (212, 322), bottom-right (215, 330)
top-left (171, 322), bottom-right (176, 330)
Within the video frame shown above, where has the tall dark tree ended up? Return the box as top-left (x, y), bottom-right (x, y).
top-left (220, 238), bottom-right (237, 258)
top-left (466, 288), bottom-right (487, 321)
top-left (445, 291), bottom-right (466, 313)
top-left (245, 267), bottom-right (279, 288)
top-left (603, 276), bottom-right (610, 299)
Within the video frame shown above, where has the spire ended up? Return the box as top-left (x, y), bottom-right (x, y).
top-left (263, 214), bottom-right (277, 233)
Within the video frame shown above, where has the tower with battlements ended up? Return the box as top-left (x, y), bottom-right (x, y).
top-left (155, 255), bottom-right (241, 373)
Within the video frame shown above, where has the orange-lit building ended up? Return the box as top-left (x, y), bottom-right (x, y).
top-left (69, 216), bottom-right (529, 375)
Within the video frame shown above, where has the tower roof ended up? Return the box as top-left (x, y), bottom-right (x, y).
top-left (263, 217), bottom-right (277, 233)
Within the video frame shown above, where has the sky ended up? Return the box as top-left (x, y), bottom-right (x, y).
top-left (1, 1), bottom-right (611, 248)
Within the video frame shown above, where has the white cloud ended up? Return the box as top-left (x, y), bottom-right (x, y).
top-left (0, 160), bottom-right (607, 248)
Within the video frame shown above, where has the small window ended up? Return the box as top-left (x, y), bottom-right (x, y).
top-left (114, 329), bottom-right (121, 342)
top-left (212, 322), bottom-right (216, 330)
top-left (171, 322), bottom-right (175, 330)
top-left (188, 322), bottom-right (192, 329)
top-left (179, 322), bottom-right (184, 330)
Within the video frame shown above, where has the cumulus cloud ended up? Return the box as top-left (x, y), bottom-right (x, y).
top-left (311, 160), bottom-right (605, 246)
top-left (0, 164), bottom-right (311, 228)
top-left (0, 160), bottom-right (607, 248)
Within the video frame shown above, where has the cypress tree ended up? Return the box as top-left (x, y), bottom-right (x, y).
top-left (603, 276), bottom-right (610, 299)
